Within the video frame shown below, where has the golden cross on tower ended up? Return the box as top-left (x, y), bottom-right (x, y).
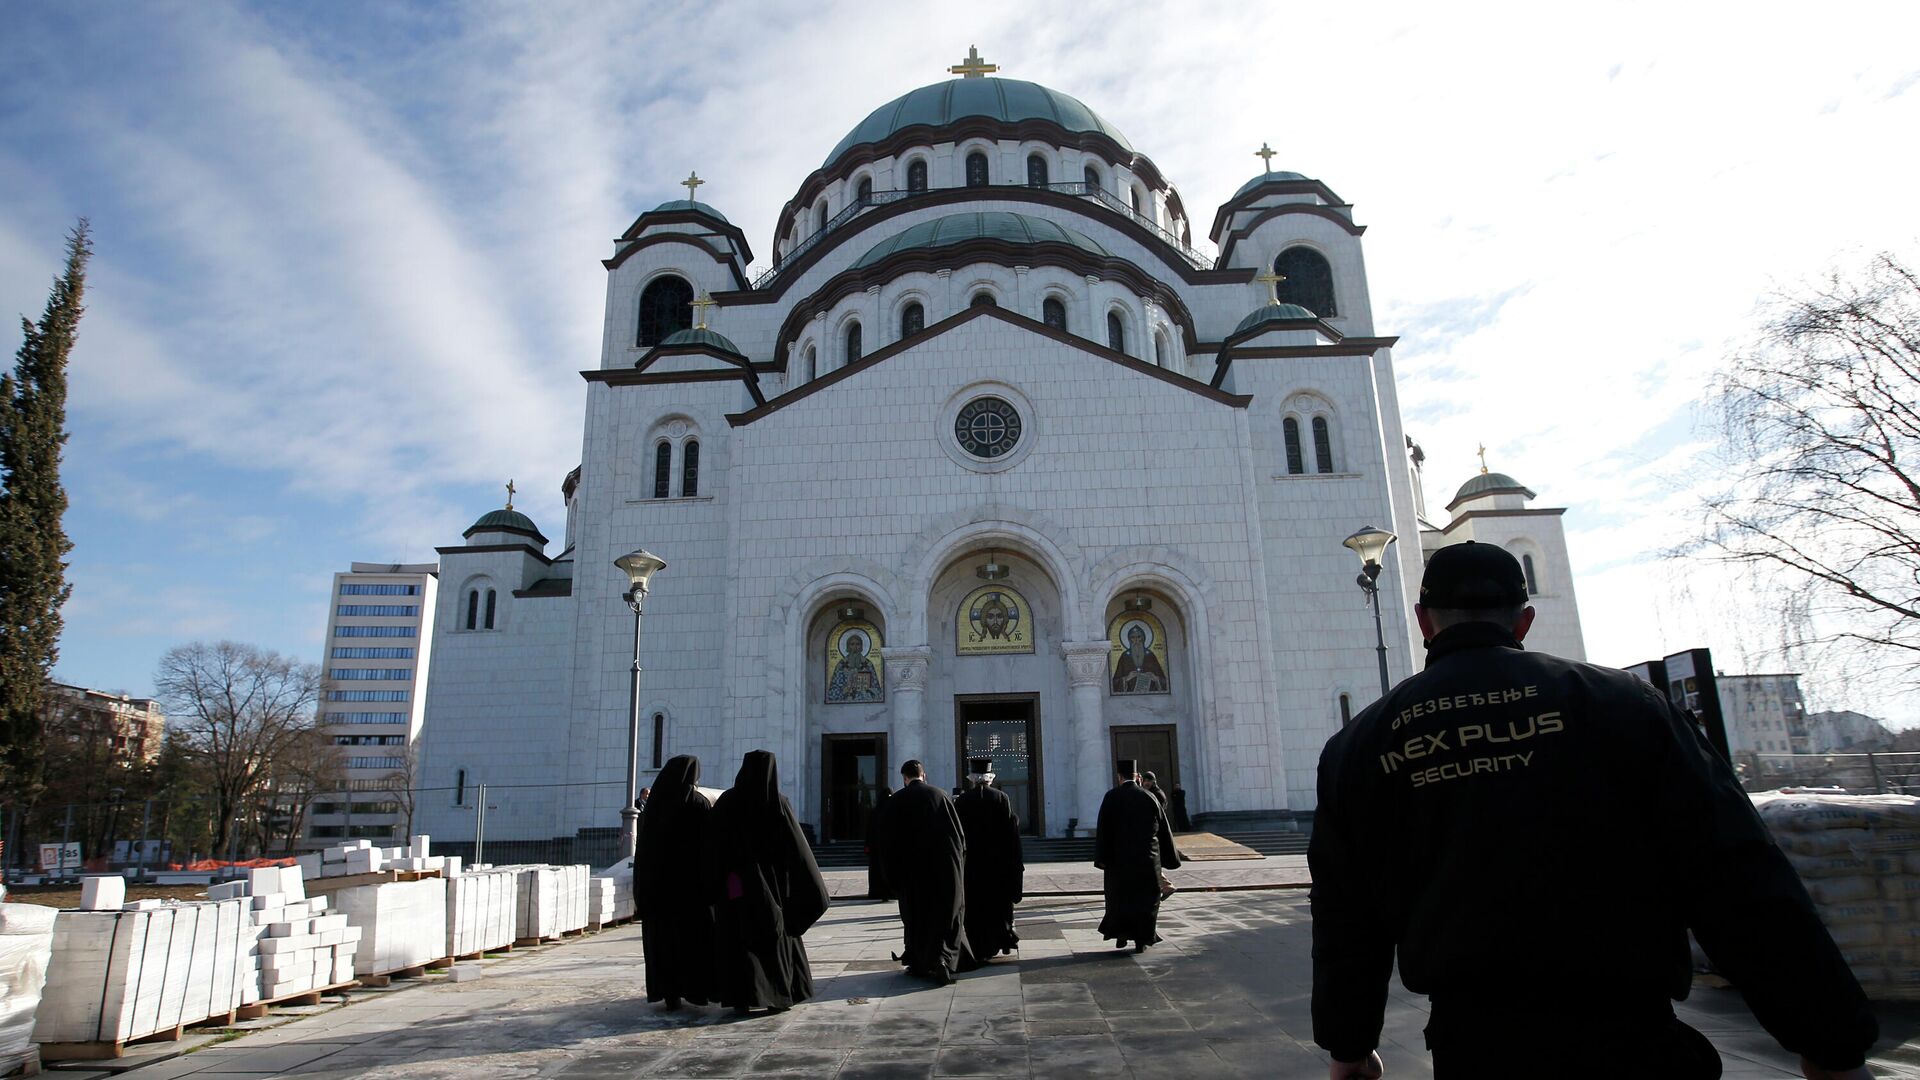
top-left (680, 171), bottom-right (704, 197)
top-left (689, 293), bottom-right (718, 330)
top-left (948, 45), bottom-right (998, 79)
top-left (1254, 267), bottom-right (1286, 298)
top-left (504, 478), bottom-right (516, 510)
top-left (1255, 142), bottom-right (1277, 173)
top-left (1476, 444), bottom-right (1489, 474)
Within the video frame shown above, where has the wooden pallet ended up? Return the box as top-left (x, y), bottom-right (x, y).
top-left (233, 979), bottom-right (358, 1020)
top-left (39, 1022), bottom-right (186, 1061)
top-left (355, 957), bottom-right (452, 987)
top-left (513, 935), bottom-right (561, 947)
top-left (187, 1008), bottom-right (236, 1030)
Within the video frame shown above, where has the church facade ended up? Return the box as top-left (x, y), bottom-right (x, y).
top-left (414, 56), bottom-right (1580, 848)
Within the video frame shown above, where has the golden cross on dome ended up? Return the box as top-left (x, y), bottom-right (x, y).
top-left (504, 478), bottom-right (516, 510)
top-left (1255, 142), bottom-right (1277, 173)
top-left (689, 293), bottom-right (718, 330)
top-left (680, 171), bottom-right (704, 197)
top-left (1476, 444), bottom-right (1489, 474)
top-left (948, 45), bottom-right (998, 79)
top-left (1254, 267), bottom-right (1286, 297)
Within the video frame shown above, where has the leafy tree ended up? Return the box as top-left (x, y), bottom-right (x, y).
top-left (153, 641), bottom-right (323, 856)
top-left (1696, 252), bottom-right (1920, 678)
top-left (0, 221), bottom-right (89, 809)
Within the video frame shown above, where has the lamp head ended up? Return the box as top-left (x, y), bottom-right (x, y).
top-left (1342, 525), bottom-right (1397, 575)
top-left (615, 549), bottom-right (668, 598)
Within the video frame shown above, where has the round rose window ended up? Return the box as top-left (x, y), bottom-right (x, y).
top-left (954, 396), bottom-right (1022, 459)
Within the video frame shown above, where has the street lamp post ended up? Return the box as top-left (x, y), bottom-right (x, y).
top-left (1342, 525), bottom-right (1399, 698)
top-left (615, 548), bottom-right (668, 863)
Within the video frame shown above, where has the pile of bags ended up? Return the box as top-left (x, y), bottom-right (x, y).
top-left (1753, 791), bottom-right (1920, 999)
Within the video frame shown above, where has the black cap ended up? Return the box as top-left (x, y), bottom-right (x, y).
top-left (1116, 758), bottom-right (1138, 777)
top-left (1420, 541), bottom-right (1528, 609)
top-left (968, 757), bottom-right (993, 774)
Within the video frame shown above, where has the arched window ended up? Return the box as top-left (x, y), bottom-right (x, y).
top-left (901, 302), bottom-right (924, 338)
top-left (1312, 416), bottom-right (1335, 473)
top-left (1339, 693), bottom-right (1353, 726)
top-left (804, 345), bottom-right (817, 380)
top-left (906, 160), bottom-right (928, 193)
top-left (1084, 164), bottom-right (1102, 191)
top-left (1523, 554), bottom-right (1540, 596)
top-left (1128, 186), bottom-right (1141, 214)
top-left (682, 439), bottom-right (700, 497)
top-left (653, 441), bottom-right (672, 498)
top-left (970, 292), bottom-right (997, 308)
top-left (845, 321), bottom-right (862, 364)
top-left (1106, 311), bottom-right (1126, 354)
top-left (1027, 154), bottom-right (1048, 187)
top-left (465, 590), bottom-right (479, 631)
top-left (856, 177), bottom-right (873, 205)
top-left (1042, 297), bottom-right (1067, 331)
top-left (483, 589), bottom-right (497, 630)
top-left (1154, 332), bottom-right (1168, 368)
top-left (965, 152), bottom-right (989, 188)
top-left (636, 275), bottom-right (693, 346)
top-left (1283, 417), bottom-right (1305, 475)
top-left (1276, 247), bottom-right (1337, 317)
top-left (816, 201), bottom-right (828, 233)
top-left (651, 712), bottom-right (666, 770)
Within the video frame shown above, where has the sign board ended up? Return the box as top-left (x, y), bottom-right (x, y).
top-left (38, 841), bottom-right (82, 873)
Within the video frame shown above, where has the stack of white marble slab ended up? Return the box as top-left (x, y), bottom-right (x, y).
top-left (32, 894), bottom-right (258, 1046)
top-left (588, 876), bottom-right (617, 929)
top-left (301, 836), bottom-right (447, 879)
top-left (507, 865), bottom-right (591, 941)
top-left (1, 902), bottom-right (57, 1074)
top-left (445, 868), bottom-right (515, 957)
top-left (327, 877), bottom-right (447, 975)
top-left (232, 866), bottom-right (359, 999)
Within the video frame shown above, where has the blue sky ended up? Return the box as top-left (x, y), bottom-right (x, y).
top-left (4, 2), bottom-right (1919, 721)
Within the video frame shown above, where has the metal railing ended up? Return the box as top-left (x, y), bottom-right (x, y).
top-left (750, 180), bottom-right (1214, 291)
top-left (1737, 751), bottom-right (1920, 795)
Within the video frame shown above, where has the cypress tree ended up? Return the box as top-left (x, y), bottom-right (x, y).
top-left (0, 220), bottom-right (90, 802)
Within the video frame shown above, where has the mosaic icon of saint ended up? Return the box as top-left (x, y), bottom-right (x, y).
top-left (1111, 620), bottom-right (1169, 694)
top-left (958, 586), bottom-right (1032, 654)
top-left (827, 627), bottom-right (884, 703)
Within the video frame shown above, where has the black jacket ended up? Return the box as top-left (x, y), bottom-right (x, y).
top-left (1309, 622), bottom-right (1875, 1068)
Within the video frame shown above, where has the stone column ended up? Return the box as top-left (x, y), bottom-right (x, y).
top-left (936, 269), bottom-right (955, 322)
top-left (882, 645), bottom-right (932, 772)
top-left (1082, 276), bottom-right (1103, 345)
top-left (1013, 266), bottom-right (1030, 314)
top-left (1062, 641), bottom-right (1111, 835)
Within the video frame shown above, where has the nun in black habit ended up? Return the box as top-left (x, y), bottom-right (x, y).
top-left (634, 754), bottom-right (716, 1009)
top-left (1094, 758), bottom-right (1181, 952)
top-left (877, 759), bottom-right (973, 983)
top-left (708, 750), bottom-right (831, 1012)
top-left (954, 757), bottom-right (1024, 959)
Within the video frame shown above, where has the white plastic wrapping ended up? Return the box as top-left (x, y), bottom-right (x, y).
top-left (1, 903), bottom-right (57, 1074)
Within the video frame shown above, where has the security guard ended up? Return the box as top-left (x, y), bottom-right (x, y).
top-left (1310, 542), bottom-right (1876, 1079)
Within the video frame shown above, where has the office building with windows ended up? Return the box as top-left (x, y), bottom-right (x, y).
top-left (308, 561), bottom-right (438, 847)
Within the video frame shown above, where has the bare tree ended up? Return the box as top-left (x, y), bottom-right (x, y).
top-left (1693, 252), bottom-right (1920, 678)
top-left (378, 742), bottom-right (420, 840)
top-left (265, 726), bottom-right (346, 853)
top-left (153, 642), bottom-right (322, 856)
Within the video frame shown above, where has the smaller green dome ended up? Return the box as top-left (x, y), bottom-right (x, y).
top-left (649, 199), bottom-right (729, 223)
top-left (1234, 302), bottom-right (1319, 336)
top-left (854, 211), bottom-right (1109, 270)
top-left (1234, 171), bottom-right (1309, 199)
top-left (465, 508), bottom-right (547, 545)
top-left (659, 327), bottom-right (743, 355)
top-left (1449, 472), bottom-right (1536, 508)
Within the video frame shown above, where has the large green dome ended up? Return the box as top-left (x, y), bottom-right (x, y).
top-left (1449, 472), bottom-right (1536, 508)
top-left (465, 508), bottom-right (547, 544)
top-left (1233, 301), bottom-right (1319, 336)
top-left (648, 199), bottom-right (729, 223)
top-left (1233, 171), bottom-right (1310, 199)
top-left (659, 327), bottom-right (743, 355)
top-left (825, 78), bottom-right (1131, 169)
top-left (854, 212), bottom-right (1109, 270)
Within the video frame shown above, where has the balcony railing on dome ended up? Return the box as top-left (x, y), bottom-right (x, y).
top-left (749, 181), bottom-right (1214, 291)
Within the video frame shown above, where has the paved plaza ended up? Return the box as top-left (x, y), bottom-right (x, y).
top-left (74, 889), bottom-right (1920, 1079)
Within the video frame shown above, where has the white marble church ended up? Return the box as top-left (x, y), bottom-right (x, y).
top-left (414, 51), bottom-right (1584, 849)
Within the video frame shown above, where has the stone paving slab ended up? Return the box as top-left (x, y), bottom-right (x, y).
top-left (822, 856), bottom-right (1311, 899)
top-left (98, 892), bottom-right (1920, 1079)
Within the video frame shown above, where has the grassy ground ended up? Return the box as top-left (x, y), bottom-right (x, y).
top-left (3, 883), bottom-right (211, 908)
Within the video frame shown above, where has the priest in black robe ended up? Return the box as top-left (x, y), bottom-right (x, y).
top-left (877, 759), bottom-right (972, 983)
top-left (954, 757), bottom-right (1024, 960)
top-left (634, 754), bottom-right (716, 1010)
top-left (708, 750), bottom-right (830, 1013)
top-left (1094, 758), bottom-right (1181, 952)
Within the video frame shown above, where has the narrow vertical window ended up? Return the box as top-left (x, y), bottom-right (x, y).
top-left (970, 292), bottom-right (997, 308)
top-left (856, 177), bottom-right (873, 205)
top-left (465, 590), bottom-right (478, 630)
top-left (1027, 154), bottom-right (1048, 187)
top-left (484, 589), bottom-right (497, 630)
top-left (1128, 186), bottom-right (1141, 214)
top-left (965, 152), bottom-right (989, 187)
top-left (1154, 333), bottom-right (1168, 368)
top-left (1283, 417), bottom-right (1305, 475)
top-left (1042, 297), bottom-right (1067, 331)
top-left (805, 345), bottom-right (817, 380)
top-left (1339, 694), bottom-right (1353, 726)
top-left (906, 160), bottom-right (928, 192)
top-left (845, 321), bottom-right (862, 364)
top-left (901, 302), bottom-right (924, 338)
top-left (651, 712), bottom-right (665, 770)
top-left (454, 768), bottom-right (467, 807)
top-left (1523, 554), bottom-right (1540, 596)
top-left (1083, 164), bottom-right (1101, 190)
top-left (654, 441), bottom-right (672, 499)
top-left (816, 201), bottom-right (828, 232)
top-left (1106, 312), bottom-right (1125, 354)
top-left (1312, 416), bottom-right (1335, 473)
top-left (682, 439), bottom-right (700, 497)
